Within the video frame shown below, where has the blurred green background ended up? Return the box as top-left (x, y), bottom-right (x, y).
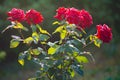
top-left (0, 0), bottom-right (120, 80)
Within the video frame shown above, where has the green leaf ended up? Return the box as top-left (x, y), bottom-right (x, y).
top-left (75, 56), bottom-right (88, 63)
top-left (38, 60), bottom-right (51, 72)
top-left (72, 37), bottom-right (86, 46)
top-left (70, 39), bottom-right (82, 49)
top-left (36, 24), bottom-right (50, 35)
top-left (23, 37), bottom-right (33, 44)
top-left (35, 71), bottom-right (41, 78)
top-left (39, 34), bottom-right (50, 44)
top-left (80, 38), bottom-right (86, 45)
top-left (39, 34), bottom-right (50, 41)
top-left (31, 25), bottom-right (37, 32)
top-left (72, 64), bottom-right (84, 76)
top-left (10, 39), bottom-right (20, 48)
top-left (48, 68), bottom-right (55, 79)
top-left (63, 44), bottom-right (72, 53)
top-left (64, 44), bottom-right (80, 54)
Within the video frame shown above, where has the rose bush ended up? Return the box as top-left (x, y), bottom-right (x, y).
top-left (2, 7), bottom-right (112, 80)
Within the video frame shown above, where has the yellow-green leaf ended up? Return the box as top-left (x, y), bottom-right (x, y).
top-left (36, 24), bottom-right (50, 35)
top-left (52, 21), bottom-right (60, 25)
top-left (18, 59), bottom-right (24, 66)
top-left (27, 53), bottom-right (31, 60)
top-left (71, 70), bottom-right (75, 77)
top-left (32, 32), bottom-right (38, 37)
top-left (53, 25), bottom-right (67, 40)
top-left (10, 39), bottom-right (20, 48)
top-left (23, 37), bottom-right (33, 44)
top-left (48, 47), bottom-right (57, 55)
top-left (89, 35), bottom-right (102, 47)
top-left (0, 51), bottom-right (6, 59)
top-left (28, 78), bottom-right (36, 80)
top-left (58, 64), bottom-right (62, 69)
top-left (76, 56), bottom-right (88, 63)
top-left (73, 52), bottom-right (79, 57)
top-left (53, 26), bottom-right (64, 34)
top-left (68, 69), bottom-right (75, 77)
top-left (13, 22), bottom-right (28, 31)
top-left (89, 35), bottom-right (94, 41)
top-left (29, 49), bottom-right (40, 55)
top-left (94, 38), bottom-right (102, 47)
top-left (32, 32), bottom-right (39, 43)
top-left (13, 23), bottom-right (23, 29)
top-left (60, 29), bottom-right (67, 40)
top-left (41, 41), bottom-right (46, 44)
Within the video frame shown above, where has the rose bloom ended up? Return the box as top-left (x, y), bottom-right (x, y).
top-left (25, 9), bottom-right (44, 25)
top-left (96, 24), bottom-right (112, 43)
top-left (78, 9), bottom-right (93, 29)
top-left (54, 7), bottom-right (93, 30)
top-left (66, 9), bottom-right (93, 30)
top-left (65, 7), bottom-right (81, 25)
top-left (7, 8), bottom-right (25, 22)
top-left (54, 7), bottom-right (67, 20)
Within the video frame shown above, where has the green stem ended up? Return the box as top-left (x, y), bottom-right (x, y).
top-left (18, 29), bottom-right (24, 39)
top-left (83, 40), bottom-right (93, 48)
top-left (46, 72), bottom-right (52, 80)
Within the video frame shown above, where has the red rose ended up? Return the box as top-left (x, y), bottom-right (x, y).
top-left (54, 7), bottom-right (67, 20)
top-left (54, 7), bottom-right (93, 30)
top-left (25, 9), bottom-right (44, 25)
top-left (7, 8), bottom-right (25, 22)
top-left (78, 9), bottom-right (93, 29)
top-left (65, 7), bottom-right (81, 25)
top-left (96, 24), bottom-right (112, 43)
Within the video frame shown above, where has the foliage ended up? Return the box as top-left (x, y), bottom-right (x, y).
top-left (0, 51), bottom-right (6, 62)
top-left (2, 7), bottom-right (112, 80)
top-left (0, 1), bottom-right (119, 65)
